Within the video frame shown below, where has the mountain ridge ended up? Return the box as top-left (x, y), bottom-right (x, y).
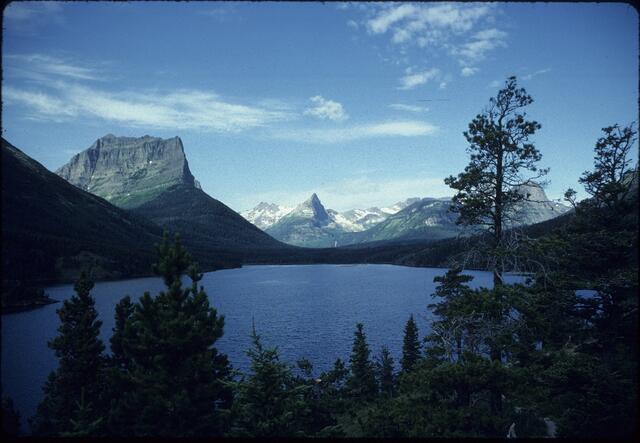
top-left (56, 134), bottom-right (295, 266)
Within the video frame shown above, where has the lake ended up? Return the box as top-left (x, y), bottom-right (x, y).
top-left (2, 264), bottom-right (519, 432)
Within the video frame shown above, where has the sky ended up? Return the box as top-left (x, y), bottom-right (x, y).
top-left (2, 1), bottom-right (638, 212)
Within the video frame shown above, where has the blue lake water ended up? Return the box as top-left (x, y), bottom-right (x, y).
top-left (2, 264), bottom-right (519, 432)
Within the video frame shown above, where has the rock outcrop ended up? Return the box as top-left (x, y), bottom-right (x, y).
top-left (56, 135), bottom-right (196, 209)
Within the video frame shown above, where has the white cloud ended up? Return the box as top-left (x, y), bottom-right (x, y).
top-left (4, 2), bottom-right (65, 34)
top-left (3, 87), bottom-right (78, 121)
top-left (356, 3), bottom-right (506, 76)
top-left (4, 2), bottom-right (63, 22)
top-left (398, 68), bottom-right (440, 90)
top-left (238, 176), bottom-right (452, 213)
top-left (272, 120), bottom-right (438, 144)
top-left (303, 96), bottom-right (348, 121)
top-left (522, 68), bottom-right (552, 81)
top-left (367, 3), bottom-right (417, 34)
top-left (389, 103), bottom-right (428, 113)
top-left (4, 82), bottom-right (292, 132)
top-left (488, 79), bottom-right (502, 88)
top-left (453, 28), bottom-right (507, 65)
top-left (461, 66), bottom-right (478, 77)
top-left (5, 54), bottom-right (101, 81)
top-left (347, 19), bottom-right (359, 29)
top-left (199, 5), bottom-right (241, 22)
top-left (438, 81), bottom-right (448, 90)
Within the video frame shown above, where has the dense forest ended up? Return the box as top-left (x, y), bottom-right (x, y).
top-left (2, 78), bottom-right (637, 438)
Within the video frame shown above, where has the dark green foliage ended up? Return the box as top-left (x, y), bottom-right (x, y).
top-left (1, 139), bottom-right (162, 295)
top-left (30, 272), bottom-right (106, 436)
top-left (376, 346), bottom-right (395, 397)
top-left (59, 389), bottom-right (104, 437)
top-left (445, 76), bottom-right (547, 285)
top-left (105, 232), bottom-right (232, 436)
top-left (229, 324), bottom-right (310, 437)
top-left (568, 122), bottom-right (637, 211)
top-left (347, 323), bottom-right (378, 400)
top-left (400, 315), bottom-right (421, 373)
top-left (2, 397), bottom-right (21, 436)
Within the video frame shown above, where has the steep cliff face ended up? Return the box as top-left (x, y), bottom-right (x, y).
top-left (56, 134), bottom-right (196, 209)
top-left (510, 182), bottom-right (570, 226)
top-left (56, 134), bottom-right (293, 265)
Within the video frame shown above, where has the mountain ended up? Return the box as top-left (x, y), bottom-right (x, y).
top-left (509, 182), bottom-right (571, 226)
top-left (241, 202), bottom-right (293, 230)
top-left (329, 198), bottom-right (421, 232)
top-left (243, 197), bottom-right (421, 234)
top-left (56, 134), bottom-right (198, 209)
top-left (56, 135), bottom-right (293, 267)
top-left (266, 194), bottom-right (345, 247)
top-left (2, 138), bottom-right (163, 307)
top-left (341, 198), bottom-right (461, 244)
top-left (341, 185), bottom-right (570, 245)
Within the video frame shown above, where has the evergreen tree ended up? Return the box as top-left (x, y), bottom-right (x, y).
top-left (376, 346), bottom-right (395, 397)
top-left (105, 232), bottom-right (232, 436)
top-left (347, 323), bottom-right (377, 400)
top-left (400, 315), bottom-right (421, 373)
top-left (60, 389), bottom-right (104, 437)
top-left (30, 272), bottom-right (106, 436)
top-left (566, 122), bottom-right (637, 212)
top-left (229, 324), bottom-right (310, 437)
top-left (445, 76), bottom-right (547, 286)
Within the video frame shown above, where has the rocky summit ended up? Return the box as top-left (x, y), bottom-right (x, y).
top-left (266, 194), bottom-right (345, 247)
top-left (56, 134), bottom-right (293, 268)
top-left (56, 134), bottom-right (197, 209)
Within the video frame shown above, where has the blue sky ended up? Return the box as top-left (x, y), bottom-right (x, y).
top-left (2, 1), bottom-right (638, 212)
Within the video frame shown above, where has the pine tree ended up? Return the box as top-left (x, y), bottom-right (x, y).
top-left (347, 323), bottom-right (377, 400)
top-left (445, 76), bottom-right (547, 287)
top-left (105, 232), bottom-right (232, 436)
top-left (376, 346), bottom-right (395, 397)
top-left (30, 272), bottom-right (106, 436)
top-left (400, 315), bottom-right (421, 373)
top-left (230, 323), bottom-right (310, 437)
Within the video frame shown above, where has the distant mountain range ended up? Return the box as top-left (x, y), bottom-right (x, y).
top-left (1, 133), bottom-right (577, 309)
top-left (242, 196), bottom-right (419, 233)
top-left (245, 185), bottom-right (570, 248)
top-left (55, 134), bottom-right (296, 267)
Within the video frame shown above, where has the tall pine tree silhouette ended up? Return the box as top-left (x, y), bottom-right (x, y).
top-left (30, 272), bottom-right (106, 436)
top-left (106, 232), bottom-right (232, 436)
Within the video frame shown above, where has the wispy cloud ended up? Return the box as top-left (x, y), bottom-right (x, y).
top-left (352, 3), bottom-right (506, 78)
top-left (198, 4), bottom-right (241, 22)
top-left (461, 66), bottom-right (479, 77)
top-left (4, 83), bottom-right (292, 132)
top-left (4, 1), bottom-right (63, 21)
top-left (398, 68), bottom-right (440, 90)
top-left (452, 28), bottom-right (507, 66)
top-left (5, 54), bottom-right (102, 81)
top-left (4, 2), bottom-right (65, 33)
top-left (389, 103), bottom-right (428, 113)
top-left (237, 175), bottom-right (452, 212)
top-left (304, 96), bottom-right (348, 121)
top-left (522, 68), bottom-right (552, 81)
top-left (272, 120), bottom-right (438, 144)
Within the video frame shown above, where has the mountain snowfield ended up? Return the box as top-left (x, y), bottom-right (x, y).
top-left (242, 196), bottom-right (420, 232)
top-left (245, 185), bottom-right (570, 248)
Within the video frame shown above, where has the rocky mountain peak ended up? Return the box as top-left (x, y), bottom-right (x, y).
top-left (56, 134), bottom-right (196, 209)
top-left (513, 181), bottom-right (548, 202)
top-left (295, 193), bottom-right (330, 223)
